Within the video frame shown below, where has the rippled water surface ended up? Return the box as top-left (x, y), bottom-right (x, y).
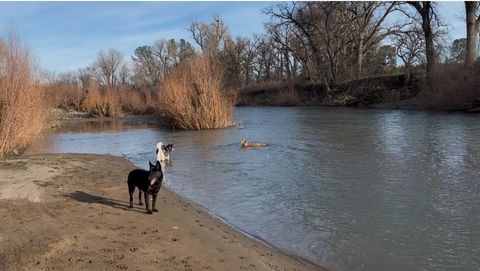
top-left (28, 107), bottom-right (480, 271)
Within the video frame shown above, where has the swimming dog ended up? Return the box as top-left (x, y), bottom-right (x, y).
top-left (156, 142), bottom-right (174, 162)
top-left (127, 161), bottom-right (163, 214)
top-left (240, 138), bottom-right (268, 147)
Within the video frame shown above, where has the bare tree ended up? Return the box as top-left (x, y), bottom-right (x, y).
top-left (266, 23), bottom-right (303, 80)
top-left (345, 1), bottom-right (403, 77)
top-left (251, 34), bottom-right (276, 82)
top-left (266, 2), bottom-right (353, 86)
top-left (406, 1), bottom-right (440, 75)
top-left (153, 39), bottom-right (171, 78)
top-left (118, 63), bottom-right (130, 86)
top-left (90, 49), bottom-right (124, 87)
top-left (77, 68), bottom-right (93, 89)
top-left (242, 36), bottom-right (260, 85)
top-left (222, 36), bottom-right (244, 86)
top-left (394, 25), bottom-right (425, 82)
top-left (465, 1), bottom-right (480, 67)
top-left (189, 14), bottom-right (229, 56)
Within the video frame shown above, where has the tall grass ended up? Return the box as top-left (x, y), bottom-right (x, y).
top-left (159, 54), bottom-right (235, 130)
top-left (0, 33), bottom-right (47, 157)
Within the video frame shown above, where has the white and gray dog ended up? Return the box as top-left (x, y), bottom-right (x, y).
top-left (156, 142), bottom-right (174, 163)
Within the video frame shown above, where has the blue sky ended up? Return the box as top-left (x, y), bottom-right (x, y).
top-left (0, 1), bottom-right (467, 73)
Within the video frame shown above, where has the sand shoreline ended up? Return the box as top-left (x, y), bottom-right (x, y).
top-left (164, 181), bottom-right (322, 270)
top-left (0, 153), bottom-right (324, 271)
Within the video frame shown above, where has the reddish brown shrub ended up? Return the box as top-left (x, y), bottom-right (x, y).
top-left (158, 54), bottom-right (235, 130)
top-left (0, 33), bottom-right (47, 157)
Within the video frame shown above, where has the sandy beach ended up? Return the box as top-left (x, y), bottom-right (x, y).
top-left (0, 153), bottom-right (322, 271)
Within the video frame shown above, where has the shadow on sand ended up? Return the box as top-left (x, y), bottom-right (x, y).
top-left (65, 191), bottom-right (146, 214)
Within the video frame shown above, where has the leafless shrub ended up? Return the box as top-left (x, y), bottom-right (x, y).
top-left (421, 64), bottom-right (480, 110)
top-left (158, 54), bottom-right (235, 130)
top-left (119, 89), bottom-right (144, 113)
top-left (119, 88), bottom-right (157, 114)
top-left (46, 80), bottom-right (84, 111)
top-left (81, 85), bottom-right (122, 117)
top-left (271, 87), bottom-right (301, 106)
top-left (0, 32), bottom-right (47, 157)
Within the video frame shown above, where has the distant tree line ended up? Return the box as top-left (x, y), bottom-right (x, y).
top-left (45, 1), bottom-right (480, 104)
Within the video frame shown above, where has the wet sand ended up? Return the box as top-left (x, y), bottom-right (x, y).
top-left (0, 153), bottom-right (322, 271)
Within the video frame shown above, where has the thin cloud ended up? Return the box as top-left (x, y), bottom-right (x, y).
top-left (0, 2), bottom-right (466, 73)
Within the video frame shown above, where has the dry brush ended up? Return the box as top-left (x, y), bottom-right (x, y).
top-left (0, 33), bottom-right (47, 157)
top-left (158, 55), bottom-right (235, 130)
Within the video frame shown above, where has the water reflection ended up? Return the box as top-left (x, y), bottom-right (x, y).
top-left (53, 116), bottom-right (158, 133)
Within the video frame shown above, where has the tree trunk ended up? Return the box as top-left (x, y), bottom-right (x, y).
top-left (422, 9), bottom-right (436, 75)
top-left (409, 1), bottom-right (436, 76)
top-left (356, 38), bottom-right (364, 78)
top-left (292, 57), bottom-right (298, 78)
top-left (465, 1), bottom-right (478, 68)
top-left (284, 51), bottom-right (291, 79)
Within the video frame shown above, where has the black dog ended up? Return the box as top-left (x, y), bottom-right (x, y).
top-left (127, 161), bottom-right (163, 214)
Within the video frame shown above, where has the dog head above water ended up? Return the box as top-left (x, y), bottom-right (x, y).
top-left (240, 138), bottom-right (248, 147)
top-left (162, 144), bottom-right (174, 160)
top-left (156, 142), bottom-right (174, 162)
top-left (148, 161), bottom-right (163, 187)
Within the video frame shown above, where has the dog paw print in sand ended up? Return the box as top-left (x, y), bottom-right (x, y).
top-left (114, 262), bottom-right (128, 270)
top-left (108, 225), bottom-right (125, 231)
top-left (194, 219), bottom-right (204, 227)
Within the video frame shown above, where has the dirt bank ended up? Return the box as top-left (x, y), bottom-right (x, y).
top-left (0, 153), bottom-right (322, 271)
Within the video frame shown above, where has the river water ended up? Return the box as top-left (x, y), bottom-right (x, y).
top-left (27, 107), bottom-right (480, 271)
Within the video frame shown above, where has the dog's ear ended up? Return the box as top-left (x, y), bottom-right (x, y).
top-left (149, 161), bottom-right (155, 171)
top-left (155, 161), bottom-right (162, 171)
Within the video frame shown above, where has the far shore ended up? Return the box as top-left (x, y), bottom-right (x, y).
top-left (43, 102), bottom-right (477, 135)
top-left (0, 153), bottom-right (323, 271)
top-left (48, 101), bottom-right (477, 131)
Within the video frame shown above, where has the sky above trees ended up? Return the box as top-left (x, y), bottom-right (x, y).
top-left (0, 1), bottom-right (466, 73)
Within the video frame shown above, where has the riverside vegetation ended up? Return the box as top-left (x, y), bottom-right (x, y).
top-left (1, 2), bottom-right (480, 157)
top-left (0, 33), bottom-right (47, 158)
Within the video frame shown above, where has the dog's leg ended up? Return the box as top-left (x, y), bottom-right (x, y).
top-left (128, 186), bottom-right (134, 208)
top-left (138, 190), bottom-right (143, 206)
top-left (152, 192), bottom-right (158, 212)
top-left (144, 192), bottom-right (152, 214)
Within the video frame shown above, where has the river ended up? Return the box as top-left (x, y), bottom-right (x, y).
top-left (27, 107), bottom-right (480, 271)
